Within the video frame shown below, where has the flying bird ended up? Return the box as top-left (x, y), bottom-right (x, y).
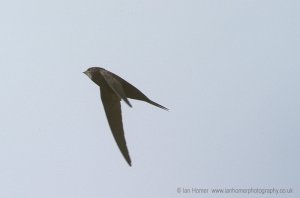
top-left (83, 67), bottom-right (168, 166)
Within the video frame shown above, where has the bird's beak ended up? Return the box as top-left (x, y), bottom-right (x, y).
top-left (83, 70), bottom-right (92, 79)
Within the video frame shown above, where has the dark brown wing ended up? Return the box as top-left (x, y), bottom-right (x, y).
top-left (100, 85), bottom-right (131, 166)
top-left (110, 72), bottom-right (169, 111)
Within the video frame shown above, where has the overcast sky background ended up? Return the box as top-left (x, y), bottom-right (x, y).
top-left (0, 0), bottom-right (299, 197)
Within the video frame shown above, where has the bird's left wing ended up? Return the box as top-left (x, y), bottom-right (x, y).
top-left (100, 85), bottom-right (132, 166)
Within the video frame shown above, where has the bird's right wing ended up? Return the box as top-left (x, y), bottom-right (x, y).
top-left (100, 85), bottom-right (132, 166)
top-left (100, 69), bottom-right (132, 107)
top-left (110, 73), bottom-right (169, 111)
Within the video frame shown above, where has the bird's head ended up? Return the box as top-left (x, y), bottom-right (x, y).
top-left (83, 67), bottom-right (105, 79)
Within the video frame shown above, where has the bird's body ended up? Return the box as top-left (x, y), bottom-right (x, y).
top-left (84, 67), bottom-right (168, 166)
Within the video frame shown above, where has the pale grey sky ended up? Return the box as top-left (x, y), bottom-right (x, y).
top-left (0, 0), bottom-right (299, 197)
